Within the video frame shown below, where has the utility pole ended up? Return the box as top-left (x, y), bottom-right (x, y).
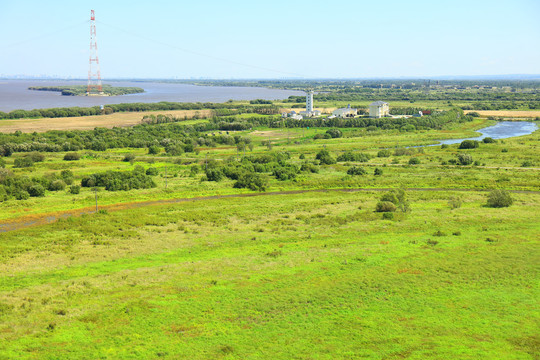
top-left (94, 188), bottom-right (98, 212)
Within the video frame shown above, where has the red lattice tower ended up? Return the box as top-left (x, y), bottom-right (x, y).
top-left (87, 10), bottom-right (103, 95)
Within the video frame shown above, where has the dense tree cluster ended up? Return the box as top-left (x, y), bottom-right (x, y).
top-left (81, 166), bottom-right (156, 191)
top-left (0, 101), bottom-right (256, 120)
top-left (202, 151), bottom-right (323, 191)
top-left (0, 122), bottom-right (253, 156)
top-left (0, 168), bottom-right (74, 201)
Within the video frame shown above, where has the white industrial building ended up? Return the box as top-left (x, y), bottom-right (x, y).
top-left (299, 91), bottom-right (321, 117)
top-left (284, 91), bottom-right (320, 118)
top-left (332, 104), bottom-right (357, 118)
top-left (369, 101), bottom-right (389, 118)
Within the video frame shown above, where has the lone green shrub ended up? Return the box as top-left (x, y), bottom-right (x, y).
top-left (205, 168), bottom-right (223, 182)
top-left (377, 149), bottom-right (392, 157)
top-left (379, 189), bottom-right (410, 212)
top-left (145, 167), bottom-right (159, 176)
top-left (148, 145), bottom-right (160, 155)
top-left (63, 152), bottom-right (81, 161)
top-left (347, 166), bottom-right (367, 175)
top-left (337, 151), bottom-right (371, 162)
top-left (486, 189), bottom-right (513, 208)
top-left (190, 164), bottom-right (200, 177)
top-left (448, 197), bottom-right (462, 209)
top-left (382, 212), bottom-right (394, 220)
top-left (27, 152), bottom-right (45, 162)
top-left (14, 157), bottom-right (34, 168)
top-left (457, 153), bottom-right (473, 165)
top-left (459, 140), bottom-right (479, 149)
top-left (376, 201), bottom-right (397, 213)
top-left (123, 154), bottom-right (136, 162)
top-left (316, 149), bottom-right (336, 165)
top-left (49, 180), bottom-right (66, 191)
top-left (28, 184), bottom-right (45, 197)
top-left (408, 157), bottom-right (421, 165)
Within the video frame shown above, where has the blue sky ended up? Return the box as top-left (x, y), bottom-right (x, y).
top-left (1, 0), bottom-right (539, 79)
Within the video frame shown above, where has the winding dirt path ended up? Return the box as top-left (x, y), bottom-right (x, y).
top-left (1, 187), bottom-right (538, 234)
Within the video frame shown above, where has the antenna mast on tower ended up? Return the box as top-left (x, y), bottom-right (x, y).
top-left (87, 10), bottom-right (103, 96)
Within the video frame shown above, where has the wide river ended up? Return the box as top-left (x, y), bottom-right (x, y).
top-left (0, 80), bottom-right (304, 112)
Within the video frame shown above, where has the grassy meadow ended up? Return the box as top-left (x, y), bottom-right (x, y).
top-left (0, 190), bottom-right (539, 359)
top-left (0, 101), bottom-right (539, 359)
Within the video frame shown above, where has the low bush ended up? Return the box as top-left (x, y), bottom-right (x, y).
top-left (48, 180), bottom-right (66, 191)
top-left (375, 201), bottom-right (397, 212)
top-left (379, 189), bottom-right (410, 212)
top-left (28, 184), bottom-right (45, 197)
top-left (337, 151), bottom-right (371, 162)
top-left (273, 165), bottom-right (299, 181)
top-left (377, 149), bottom-right (392, 157)
top-left (382, 212), bottom-right (394, 220)
top-left (347, 166), bottom-right (367, 175)
top-left (123, 154), bottom-right (136, 162)
top-left (27, 152), bottom-right (45, 162)
top-left (457, 153), bottom-right (473, 165)
top-left (14, 157), bottom-right (34, 168)
top-left (205, 168), bottom-right (224, 182)
top-left (189, 164), bottom-right (200, 176)
top-left (69, 185), bottom-right (80, 194)
top-left (486, 189), bottom-right (513, 208)
top-left (300, 162), bottom-right (319, 173)
top-left (448, 197), bottom-right (462, 209)
top-left (146, 167), bottom-right (159, 176)
top-left (63, 152), bottom-right (81, 161)
top-left (233, 172), bottom-right (268, 191)
top-left (315, 149), bottom-right (336, 165)
top-left (408, 157), bottom-right (421, 165)
top-left (459, 140), bottom-right (479, 149)
top-left (148, 145), bottom-right (160, 155)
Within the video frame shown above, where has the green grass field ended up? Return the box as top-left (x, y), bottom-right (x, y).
top-left (0, 190), bottom-right (538, 359)
top-left (0, 112), bottom-right (538, 359)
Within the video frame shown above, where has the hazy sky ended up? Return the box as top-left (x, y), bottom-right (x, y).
top-left (1, 0), bottom-right (539, 79)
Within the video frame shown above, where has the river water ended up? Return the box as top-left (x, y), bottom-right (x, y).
top-left (438, 121), bottom-right (538, 145)
top-left (0, 80), bottom-right (304, 112)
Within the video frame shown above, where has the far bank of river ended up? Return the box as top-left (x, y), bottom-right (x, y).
top-left (0, 80), bottom-right (304, 112)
